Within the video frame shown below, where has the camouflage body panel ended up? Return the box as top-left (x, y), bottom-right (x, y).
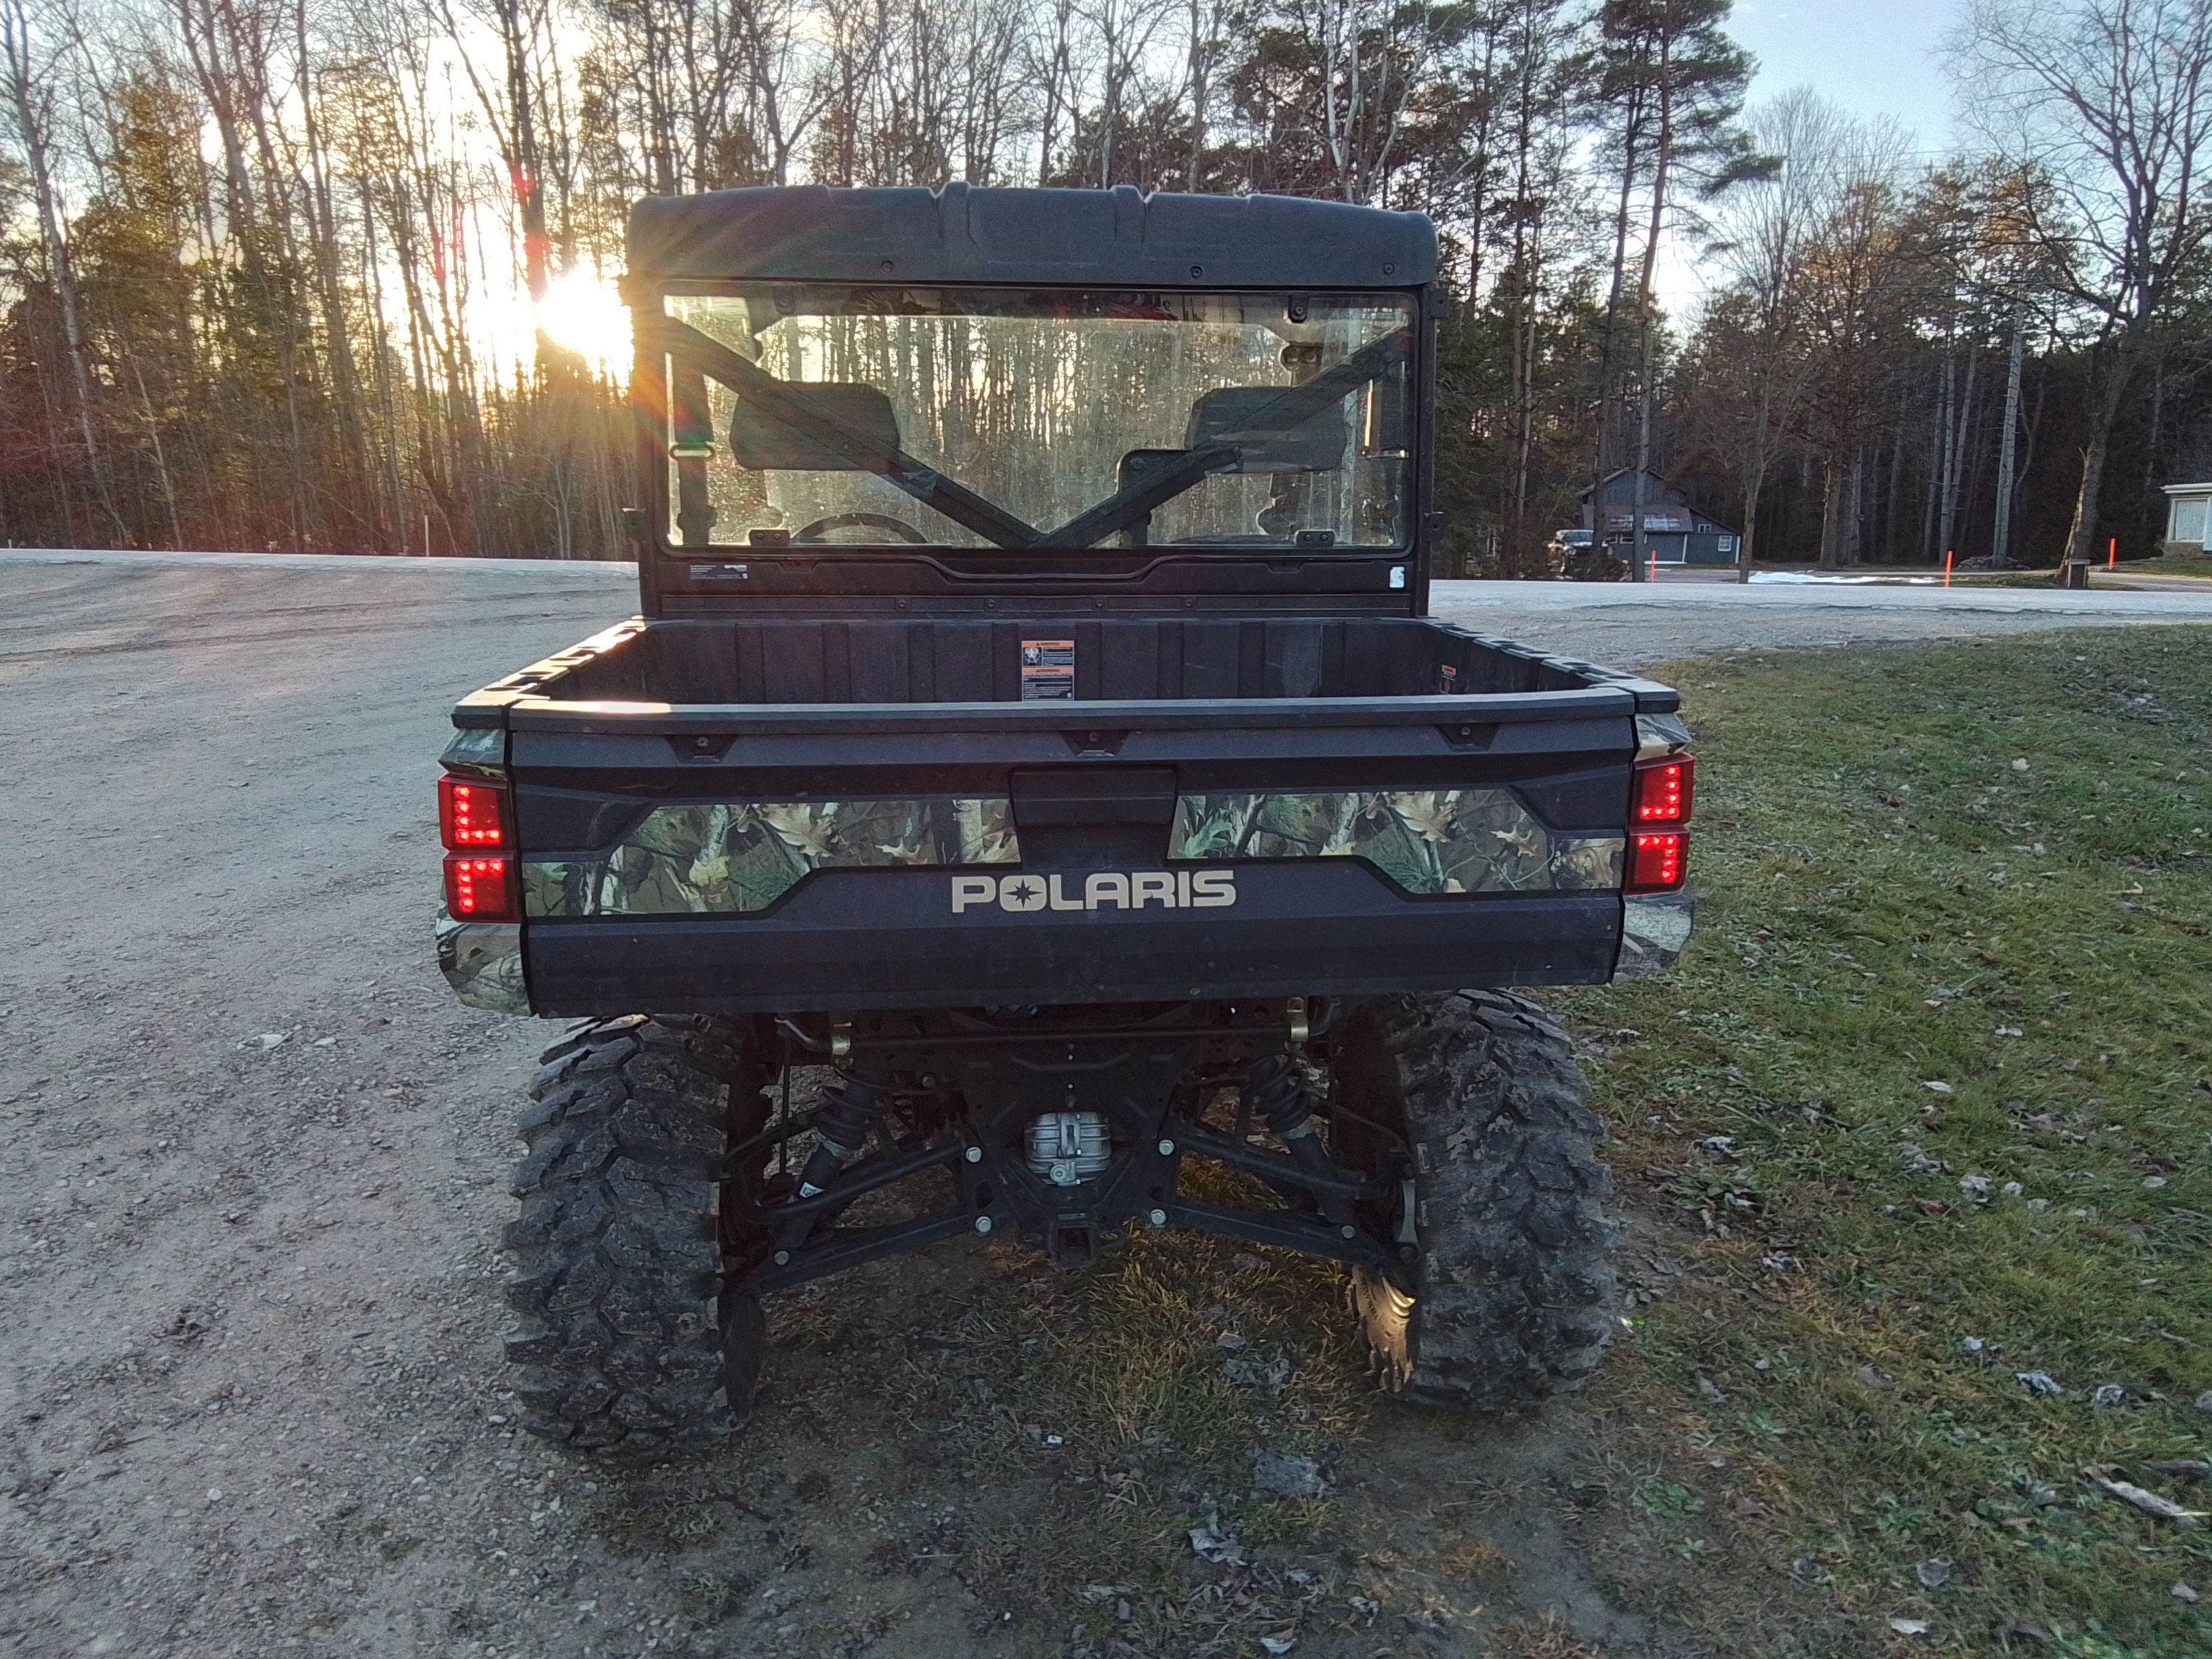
top-left (439, 725), bottom-right (506, 780)
top-left (524, 797), bottom-right (1019, 918)
top-left (1170, 790), bottom-right (1624, 895)
top-left (1614, 892), bottom-right (1695, 979)
top-left (436, 914), bottom-right (531, 1014)
top-left (1636, 712), bottom-right (1692, 760)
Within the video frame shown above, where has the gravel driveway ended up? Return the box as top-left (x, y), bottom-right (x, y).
top-left (4, 550), bottom-right (2207, 1659)
top-left (1429, 573), bottom-right (2212, 665)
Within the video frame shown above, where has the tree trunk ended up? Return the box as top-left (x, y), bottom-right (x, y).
top-left (2062, 337), bottom-right (2137, 575)
top-left (3, 0), bottom-right (124, 542)
top-left (1992, 314), bottom-right (2024, 568)
top-left (1593, 85), bottom-right (1645, 539)
top-left (1816, 455), bottom-right (1843, 569)
top-left (1839, 446), bottom-right (1864, 566)
top-left (1629, 337), bottom-right (1653, 583)
top-left (1935, 351), bottom-right (1958, 560)
top-left (1738, 453), bottom-right (1767, 582)
top-left (1185, 0), bottom-right (1210, 187)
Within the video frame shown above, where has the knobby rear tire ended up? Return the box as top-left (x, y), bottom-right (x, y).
top-left (1334, 990), bottom-right (1618, 1410)
top-left (503, 1014), bottom-right (769, 1453)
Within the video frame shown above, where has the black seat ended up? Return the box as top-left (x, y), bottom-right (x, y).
top-left (1184, 386), bottom-right (1349, 473)
top-left (731, 383), bottom-right (901, 470)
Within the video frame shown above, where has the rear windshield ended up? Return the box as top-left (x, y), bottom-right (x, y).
top-left (651, 287), bottom-right (1415, 554)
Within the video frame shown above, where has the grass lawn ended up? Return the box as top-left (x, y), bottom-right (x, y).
top-left (2117, 557), bottom-right (2212, 580)
top-left (1953, 556), bottom-right (2212, 586)
top-left (1563, 626), bottom-right (2212, 1656)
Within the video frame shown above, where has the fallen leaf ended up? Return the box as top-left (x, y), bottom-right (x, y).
top-left (1914, 1559), bottom-right (1951, 1589)
top-left (2082, 1467), bottom-right (2204, 1527)
top-left (1223, 1353), bottom-right (1293, 1391)
top-left (2016, 1371), bottom-right (2066, 1397)
top-left (1188, 1509), bottom-right (1248, 1565)
top-left (1888, 1616), bottom-right (1932, 1636)
top-left (1922, 1080), bottom-right (1955, 1095)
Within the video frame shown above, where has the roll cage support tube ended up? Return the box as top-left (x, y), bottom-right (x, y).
top-left (1036, 327), bottom-right (1413, 548)
top-left (638, 314), bottom-right (1413, 553)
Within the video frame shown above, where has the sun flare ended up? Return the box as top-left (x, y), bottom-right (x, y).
top-left (535, 270), bottom-right (633, 379)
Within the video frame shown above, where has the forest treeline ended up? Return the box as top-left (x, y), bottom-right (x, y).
top-left (3, 0), bottom-right (2211, 569)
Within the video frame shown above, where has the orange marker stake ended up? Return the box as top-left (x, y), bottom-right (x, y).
top-left (1650, 548), bottom-right (1658, 583)
top-left (1944, 549), bottom-right (1954, 588)
top-left (2108, 536), bottom-right (2117, 569)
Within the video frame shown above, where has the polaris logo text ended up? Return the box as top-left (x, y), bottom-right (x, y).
top-left (951, 870), bottom-right (1235, 914)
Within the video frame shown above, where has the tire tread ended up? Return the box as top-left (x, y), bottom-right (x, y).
top-left (1345, 990), bottom-right (1616, 1410)
top-left (503, 1015), bottom-right (752, 1454)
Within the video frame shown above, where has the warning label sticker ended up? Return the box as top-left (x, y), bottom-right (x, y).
top-left (1019, 638), bottom-right (1076, 700)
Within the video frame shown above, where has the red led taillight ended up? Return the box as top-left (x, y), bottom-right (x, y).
top-left (444, 855), bottom-right (517, 919)
top-left (440, 771), bottom-right (516, 920)
top-left (1632, 756), bottom-right (1694, 824)
top-left (1626, 832), bottom-right (1685, 892)
top-left (439, 774), bottom-right (509, 848)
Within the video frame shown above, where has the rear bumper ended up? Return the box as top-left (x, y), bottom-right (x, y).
top-left (518, 860), bottom-right (1630, 1016)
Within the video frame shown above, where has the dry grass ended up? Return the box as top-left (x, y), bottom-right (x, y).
top-left (1486, 1611), bottom-right (1607, 1658)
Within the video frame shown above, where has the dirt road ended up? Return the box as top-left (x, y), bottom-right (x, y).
top-left (4, 551), bottom-right (2207, 1659)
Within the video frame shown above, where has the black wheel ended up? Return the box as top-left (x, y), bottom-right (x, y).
top-left (1332, 991), bottom-right (1617, 1409)
top-left (503, 1015), bottom-right (773, 1452)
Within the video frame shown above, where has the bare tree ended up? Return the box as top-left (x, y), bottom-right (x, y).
top-left (1699, 91), bottom-right (1875, 578)
top-left (1593, 0), bottom-right (1760, 579)
top-left (1953, 0), bottom-right (2212, 577)
top-left (3, 0), bottom-right (123, 538)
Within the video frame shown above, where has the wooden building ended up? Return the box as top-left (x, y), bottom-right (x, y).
top-left (1580, 469), bottom-right (1740, 567)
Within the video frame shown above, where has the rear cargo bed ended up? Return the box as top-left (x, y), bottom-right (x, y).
top-left (512, 615), bottom-right (1654, 707)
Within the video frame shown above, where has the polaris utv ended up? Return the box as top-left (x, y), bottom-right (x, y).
top-left (434, 183), bottom-right (1695, 1451)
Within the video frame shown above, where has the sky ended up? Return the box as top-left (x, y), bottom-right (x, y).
top-left (1650, 0), bottom-right (1967, 310)
top-left (1726, 0), bottom-right (1966, 148)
